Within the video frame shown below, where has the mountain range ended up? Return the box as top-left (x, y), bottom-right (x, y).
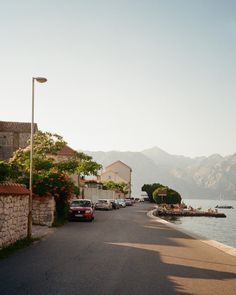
top-left (85, 147), bottom-right (236, 200)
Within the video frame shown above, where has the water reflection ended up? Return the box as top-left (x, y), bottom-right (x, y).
top-left (160, 199), bottom-right (236, 248)
top-left (161, 216), bottom-right (182, 225)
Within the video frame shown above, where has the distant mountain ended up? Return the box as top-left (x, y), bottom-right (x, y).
top-left (85, 147), bottom-right (236, 200)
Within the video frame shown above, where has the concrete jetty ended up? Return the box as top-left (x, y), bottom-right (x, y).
top-left (154, 208), bottom-right (226, 218)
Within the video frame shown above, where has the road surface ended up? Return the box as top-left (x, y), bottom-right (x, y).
top-left (1, 202), bottom-right (236, 295)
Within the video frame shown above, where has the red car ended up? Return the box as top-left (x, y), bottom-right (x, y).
top-left (69, 199), bottom-right (94, 222)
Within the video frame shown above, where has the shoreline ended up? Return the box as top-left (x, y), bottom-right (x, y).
top-left (147, 208), bottom-right (236, 257)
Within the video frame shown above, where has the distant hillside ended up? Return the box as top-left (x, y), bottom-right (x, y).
top-left (85, 147), bottom-right (236, 200)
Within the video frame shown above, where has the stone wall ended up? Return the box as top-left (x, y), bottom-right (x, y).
top-left (32, 195), bottom-right (55, 226)
top-left (0, 183), bottom-right (29, 249)
top-left (0, 132), bottom-right (14, 160)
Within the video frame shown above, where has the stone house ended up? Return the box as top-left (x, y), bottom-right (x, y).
top-left (100, 160), bottom-right (132, 198)
top-left (0, 121), bottom-right (38, 161)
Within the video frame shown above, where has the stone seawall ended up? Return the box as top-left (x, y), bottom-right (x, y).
top-left (0, 182), bottom-right (29, 249)
top-left (32, 195), bottom-right (55, 226)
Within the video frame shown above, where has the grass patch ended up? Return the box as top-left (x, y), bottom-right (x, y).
top-left (0, 237), bottom-right (39, 260)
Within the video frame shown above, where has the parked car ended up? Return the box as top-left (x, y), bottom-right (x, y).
top-left (124, 199), bottom-right (133, 206)
top-left (117, 199), bottom-right (126, 208)
top-left (110, 199), bottom-right (120, 209)
top-left (68, 199), bottom-right (94, 221)
top-left (95, 199), bottom-right (113, 210)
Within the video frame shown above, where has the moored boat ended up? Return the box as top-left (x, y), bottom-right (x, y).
top-left (215, 205), bottom-right (234, 209)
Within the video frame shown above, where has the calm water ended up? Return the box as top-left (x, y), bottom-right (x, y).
top-left (162, 199), bottom-right (236, 248)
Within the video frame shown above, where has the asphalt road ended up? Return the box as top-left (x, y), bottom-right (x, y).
top-left (1, 202), bottom-right (236, 295)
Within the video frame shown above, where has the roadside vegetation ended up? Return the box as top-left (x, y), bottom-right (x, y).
top-left (102, 180), bottom-right (129, 196)
top-left (142, 183), bottom-right (181, 204)
top-left (0, 131), bottom-right (102, 225)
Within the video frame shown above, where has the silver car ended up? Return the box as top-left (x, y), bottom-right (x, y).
top-left (95, 199), bottom-right (113, 210)
top-left (117, 199), bottom-right (126, 208)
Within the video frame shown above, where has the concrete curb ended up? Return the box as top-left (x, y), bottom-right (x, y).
top-left (32, 225), bottom-right (55, 240)
top-left (147, 208), bottom-right (236, 257)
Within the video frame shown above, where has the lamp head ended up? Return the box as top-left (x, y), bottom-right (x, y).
top-left (34, 77), bottom-right (47, 83)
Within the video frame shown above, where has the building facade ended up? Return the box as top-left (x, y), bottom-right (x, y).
top-left (0, 121), bottom-right (38, 161)
top-left (100, 160), bottom-right (132, 198)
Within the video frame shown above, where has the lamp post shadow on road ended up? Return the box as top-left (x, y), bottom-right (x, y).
top-left (28, 77), bottom-right (47, 239)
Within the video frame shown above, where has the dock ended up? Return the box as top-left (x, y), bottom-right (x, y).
top-left (155, 208), bottom-right (226, 218)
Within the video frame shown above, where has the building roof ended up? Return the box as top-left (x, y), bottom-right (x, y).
top-left (0, 182), bottom-right (30, 195)
top-left (0, 121), bottom-right (38, 133)
top-left (57, 145), bottom-right (77, 157)
top-left (85, 179), bottom-right (101, 183)
top-left (105, 160), bottom-right (132, 171)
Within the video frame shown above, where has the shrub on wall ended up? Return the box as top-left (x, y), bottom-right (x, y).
top-left (142, 183), bottom-right (182, 204)
top-left (8, 131), bottom-right (102, 225)
top-left (141, 183), bottom-right (163, 202)
top-left (33, 172), bottom-right (74, 225)
top-left (153, 186), bottom-right (182, 205)
top-left (0, 161), bottom-right (10, 181)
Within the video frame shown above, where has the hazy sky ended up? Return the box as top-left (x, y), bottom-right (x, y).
top-left (1, 0), bottom-right (235, 157)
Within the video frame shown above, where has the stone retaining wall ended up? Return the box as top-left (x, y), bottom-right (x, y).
top-left (0, 182), bottom-right (29, 249)
top-left (32, 195), bottom-right (55, 226)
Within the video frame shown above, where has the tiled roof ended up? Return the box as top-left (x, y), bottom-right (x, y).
top-left (0, 121), bottom-right (38, 132)
top-left (85, 179), bottom-right (101, 183)
top-left (0, 182), bottom-right (30, 195)
top-left (106, 160), bottom-right (132, 171)
top-left (57, 145), bottom-right (76, 156)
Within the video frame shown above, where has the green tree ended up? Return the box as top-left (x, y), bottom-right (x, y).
top-left (10, 131), bottom-right (66, 179)
top-left (102, 180), bottom-right (129, 196)
top-left (10, 131), bottom-right (102, 181)
top-left (33, 172), bottom-right (74, 225)
top-left (153, 186), bottom-right (181, 205)
top-left (141, 183), bottom-right (163, 202)
top-left (74, 152), bottom-right (102, 177)
top-left (9, 131), bottom-right (102, 224)
top-left (0, 161), bottom-right (11, 182)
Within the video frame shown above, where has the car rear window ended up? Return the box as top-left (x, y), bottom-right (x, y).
top-left (71, 201), bottom-right (91, 207)
top-left (98, 200), bottom-right (108, 204)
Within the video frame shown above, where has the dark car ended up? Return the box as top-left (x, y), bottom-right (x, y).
top-left (69, 199), bottom-right (94, 221)
top-left (124, 199), bottom-right (133, 206)
top-left (110, 199), bottom-right (120, 209)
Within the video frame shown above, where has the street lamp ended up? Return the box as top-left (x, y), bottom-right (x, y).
top-left (28, 77), bottom-right (47, 238)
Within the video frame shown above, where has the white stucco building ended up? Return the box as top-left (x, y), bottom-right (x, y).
top-left (100, 160), bottom-right (132, 198)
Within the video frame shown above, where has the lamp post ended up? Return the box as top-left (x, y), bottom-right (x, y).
top-left (28, 77), bottom-right (47, 239)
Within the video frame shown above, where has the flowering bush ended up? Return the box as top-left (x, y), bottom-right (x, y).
top-left (8, 131), bottom-right (102, 225)
top-left (33, 172), bottom-right (74, 225)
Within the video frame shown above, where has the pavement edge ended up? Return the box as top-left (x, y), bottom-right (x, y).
top-left (147, 208), bottom-right (236, 257)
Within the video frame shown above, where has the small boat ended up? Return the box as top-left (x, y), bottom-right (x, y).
top-left (215, 193), bottom-right (234, 209)
top-left (215, 205), bottom-right (234, 209)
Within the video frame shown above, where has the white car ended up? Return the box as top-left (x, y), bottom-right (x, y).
top-left (95, 199), bottom-right (113, 210)
top-left (117, 199), bottom-right (126, 208)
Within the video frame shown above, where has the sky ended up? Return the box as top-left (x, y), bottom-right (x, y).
top-left (1, 0), bottom-right (235, 158)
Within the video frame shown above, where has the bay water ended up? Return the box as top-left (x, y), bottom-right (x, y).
top-left (162, 199), bottom-right (236, 249)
